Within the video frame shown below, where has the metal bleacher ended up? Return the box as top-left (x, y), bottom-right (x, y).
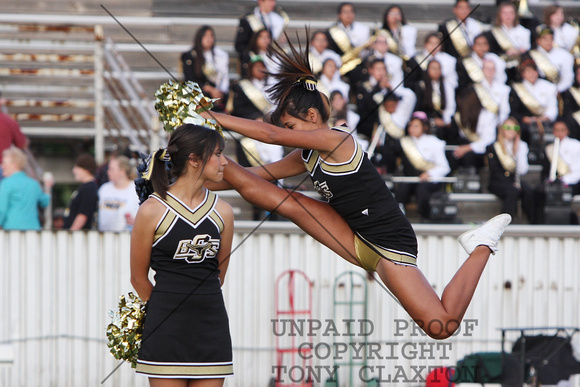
top-left (1, 0), bottom-right (579, 221)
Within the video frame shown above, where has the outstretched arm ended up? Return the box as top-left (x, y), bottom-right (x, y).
top-left (205, 111), bottom-right (343, 152)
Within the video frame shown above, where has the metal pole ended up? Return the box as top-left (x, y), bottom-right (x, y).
top-left (94, 24), bottom-right (105, 164)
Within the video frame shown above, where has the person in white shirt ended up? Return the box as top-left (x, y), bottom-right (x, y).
top-left (486, 2), bottom-right (532, 81)
top-left (482, 59), bottom-right (511, 125)
top-left (181, 26), bottom-right (230, 112)
top-left (234, 0), bottom-right (287, 59)
top-left (380, 5), bottom-right (417, 59)
top-left (318, 58), bottom-right (350, 101)
top-left (486, 118), bottom-right (536, 222)
top-left (413, 60), bottom-right (456, 139)
top-left (545, 120), bottom-right (580, 194)
top-left (364, 31), bottom-right (405, 87)
top-left (529, 25), bottom-right (574, 92)
top-left (327, 2), bottom-right (371, 55)
top-left (309, 30), bottom-right (343, 75)
top-left (543, 5), bottom-right (578, 53)
top-left (97, 156), bottom-right (140, 232)
top-left (395, 112), bottom-right (451, 220)
top-left (328, 90), bottom-right (365, 150)
top-left (240, 29), bottom-right (278, 83)
top-left (457, 33), bottom-right (507, 89)
top-left (439, 0), bottom-right (486, 59)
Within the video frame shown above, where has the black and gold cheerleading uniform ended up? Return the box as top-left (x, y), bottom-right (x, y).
top-left (136, 190), bottom-right (233, 379)
top-left (302, 127), bottom-right (418, 271)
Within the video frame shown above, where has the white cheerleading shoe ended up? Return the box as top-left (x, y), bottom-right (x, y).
top-left (458, 214), bottom-right (512, 255)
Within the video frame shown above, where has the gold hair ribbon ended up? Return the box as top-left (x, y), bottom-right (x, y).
top-left (154, 80), bottom-right (223, 136)
top-left (294, 77), bottom-right (318, 91)
top-left (141, 148), bottom-right (171, 181)
top-left (106, 292), bottom-right (146, 368)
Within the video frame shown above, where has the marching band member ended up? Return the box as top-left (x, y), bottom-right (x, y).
top-left (457, 33), bottom-right (507, 90)
top-left (438, 0), bottom-right (486, 59)
top-left (380, 5), bottom-right (417, 59)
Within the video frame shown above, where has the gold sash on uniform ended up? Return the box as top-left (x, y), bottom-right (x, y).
top-left (529, 49), bottom-right (560, 84)
top-left (246, 14), bottom-right (265, 33)
top-left (545, 143), bottom-right (571, 176)
top-left (463, 57), bottom-right (484, 83)
top-left (572, 110), bottom-right (580, 127)
top-left (414, 54), bottom-right (429, 71)
top-left (238, 79), bottom-right (272, 115)
top-left (380, 28), bottom-right (400, 56)
top-left (493, 141), bottom-right (517, 173)
top-left (202, 61), bottom-right (218, 84)
top-left (329, 26), bottom-right (354, 56)
top-left (240, 137), bottom-right (264, 167)
top-left (511, 82), bottom-right (545, 116)
top-left (378, 105), bottom-right (405, 139)
top-left (569, 86), bottom-right (580, 107)
top-left (473, 82), bottom-right (500, 115)
top-left (310, 55), bottom-right (323, 75)
top-left (432, 89), bottom-right (442, 112)
top-left (446, 20), bottom-right (471, 57)
top-left (491, 27), bottom-right (516, 53)
top-left (454, 112), bottom-right (480, 143)
top-left (400, 136), bottom-right (435, 171)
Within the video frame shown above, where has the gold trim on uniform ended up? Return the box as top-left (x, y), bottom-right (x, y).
top-left (473, 82), bottom-right (499, 114)
top-left (414, 54), bottom-right (429, 71)
top-left (446, 20), bottom-right (471, 57)
top-left (136, 361), bottom-right (234, 377)
top-left (572, 110), bottom-right (580, 127)
top-left (209, 212), bottom-right (224, 234)
top-left (238, 79), bottom-right (272, 115)
top-left (570, 87), bottom-right (580, 107)
top-left (153, 209), bottom-right (177, 244)
top-left (454, 112), bottom-right (480, 143)
top-left (400, 136), bottom-right (436, 172)
top-left (529, 49), bottom-right (560, 84)
top-left (545, 143), bottom-right (571, 176)
top-left (310, 55), bottom-right (323, 74)
top-left (379, 28), bottom-right (400, 57)
top-left (493, 141), bottom-right (517, 173)
top-left (152, 191), bottom-right (219, 230)
top-left (463, 57), bottom-right (485, 83)
top-left (432, 86), bottom-right (442, 112)
top-left (354, 234), bottom-right (417, 271)
top-left (511, 82), bottom-right (545, 116)
top-left (202, 61), bottom-right (218, 85)
top-left (378, 105), bottom-right (405, 139)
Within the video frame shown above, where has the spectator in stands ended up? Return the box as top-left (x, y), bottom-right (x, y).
top-left (395, 111), bottom-right (450, 221)
top-left (228, 55), bottom-right (271, 120)
top-left (456, 33), bottom-right (507, 90)
top-left (240, 29), bottom-right (278, 84)
top-left (356, 59), bottom-right (416, 171)
top-left (543, 5), bottom-right (578, 53)
top-left (181, 26), bottom-right (230, 112)
top-left (0, 147), bottom-right (52, 230)
top-left (363, 30), bottom-right (405, 87)
top-left (509, 58), bottom-right (558, 163)
top-left (486, 117), bottom-right (536, 223)
top-left (0, 93), bottom-right (29, 181)
top-left (328, 90), bottom-right (365, 150)
top-left (318, 58), bottom-right (350, 101)
top-left (97, 155), bottom-right (139, 232)
top-left (559, 65), bottom-right (580, 140)
top-left (405, 32), bottom-right (458, 91)
top-left (438, 0), bottom-right (486, 59)
top-left (234, 0), bottom-right (287, 60)
top-left (309, 30), bottom-right (342, 76)
top-left (326, 2), bottom-right (371, 85)
top-left (63, 154), bottom-right (98, 231)
top-left (543, 120), bottom-right (580, 196)
top-left (413, 59), bottom-right (455, 140)
top-left (486, 1), bottom-right (531, 82)
top-left (380, 5), bottom-right (417, 59)
top-left (528, 25), bottom-right (574, 93)
top-left (449, 81), bottom-right (500, 171)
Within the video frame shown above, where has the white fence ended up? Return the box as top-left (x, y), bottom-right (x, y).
top-left (1, 223), bottom-right (579, 387)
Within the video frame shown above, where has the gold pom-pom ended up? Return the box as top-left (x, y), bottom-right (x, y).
top-left (154, 80), bottom-right (223, 136)
top-left (106, 292), bottom-right (146, 368)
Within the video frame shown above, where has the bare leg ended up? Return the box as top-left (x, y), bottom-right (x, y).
top-left (224, 161), bottom-right (494, 339)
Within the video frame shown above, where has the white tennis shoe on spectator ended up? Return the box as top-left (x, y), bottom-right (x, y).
top-left (458, 214), bottom-right (512, 255)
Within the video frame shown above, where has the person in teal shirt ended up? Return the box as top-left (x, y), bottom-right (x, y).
top-left (0, 147), bottom-right (52, 230)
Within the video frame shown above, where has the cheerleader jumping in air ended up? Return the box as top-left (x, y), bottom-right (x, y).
top-left (200, 35), bottom-right (511, 340)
